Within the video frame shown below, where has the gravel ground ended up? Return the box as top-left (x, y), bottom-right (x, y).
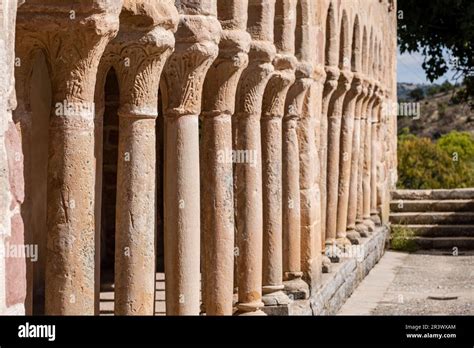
top-left (339, 250), bottom-right (474, 315)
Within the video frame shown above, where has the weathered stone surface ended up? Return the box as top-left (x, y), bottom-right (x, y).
top-left (307, 225), bottom-right (390, 315)
top-left (1, 0), bottom-right (397, 316)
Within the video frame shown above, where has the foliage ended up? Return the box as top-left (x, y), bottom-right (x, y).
top-left (397, 131), bottom-right (474, 189)
top-left (409, 87), bottom-right (425, 101)
top-left (437, 131), bottom-right (474, 183)
top-left (437, 102), bottom-right (447, 117)
top-left (398, 0), bottom-right (474, 106)
top-left (390, 225), bottom-right (418, 252)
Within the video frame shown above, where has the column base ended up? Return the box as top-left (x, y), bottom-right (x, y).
top-left (336, 237), bottom-right (352, 250)
top-left (262, 290), bottom-right (290, 305)
top-left (346, 230), bottom-right (361, 245)
top-left (322, 254), bottom-right (332, 273)
top-left (370, 213), bottom-right (381, 226)
top-left (325, 243), bottom-right (342, 263)
top-left (355, 222), bottom-right (370, 237)
top-left (236, 300), bottom-right (266, 316)
top-left (283, 277), bottom-right (309, 300)
top-left (262, 284), bottom-right (290, 309)
top-left (363, 218), bottom-right (375, 232)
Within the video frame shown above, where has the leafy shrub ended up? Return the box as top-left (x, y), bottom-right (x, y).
top-left (390, 225), bottom-right (418, 252)
top-left (409, 87), bottom-right (425, 101)
top-left (397, 131), bottom-right (474, 189)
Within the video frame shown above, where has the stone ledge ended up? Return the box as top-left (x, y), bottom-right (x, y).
top-left (288, 225), bottom-right (390, 315)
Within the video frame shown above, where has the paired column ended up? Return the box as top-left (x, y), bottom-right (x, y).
top-left (111, 3), bottom-right (178, 315)
top-left (234, 0), bottom-right (276, 316)
top-left (162, 6), bottom-right (221, 315)
top-left (370, 86), bottom-right (383, 226)
top-left (298, 69), bottom-right (324, 286)
top-left (336, 73), bottom-right (363, 245)
top-left (355, 80), bottom-right (374, 236)
top-left (261, 55), bottom-right (295, 306)
top-left (362, 83), bottom-right (378, 231)
top-left (201, 2), bottom-right (251, 315)
top-left (17, 1), bottom-right (122, 314)
top-left (320, 66), bottom-right (339, 251)
top-left (346, 78), bottom-right (369, 239)
top-left (282, 64), bottom-right (313, 296)
top-left (325, 69), bottom-right (353, 252)
top-left (261, 0), bottom-right (297, 308)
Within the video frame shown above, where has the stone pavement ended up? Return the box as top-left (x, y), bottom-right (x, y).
top-left (338, 250), bottom-right (474, 315)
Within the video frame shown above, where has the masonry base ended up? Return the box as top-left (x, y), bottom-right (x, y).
top-left (285, 224), bottom-right (390, 315)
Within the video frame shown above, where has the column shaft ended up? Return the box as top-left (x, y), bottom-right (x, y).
top-left (30, 10), bottom-right (121, 313)
top-left (335, 75), bottom-right (362, 241)
top-left (162, 12), bottom-right (220, 315)
top-left (282, 115), bottom-right (301, 277)
top-left (346, 81), bottom-right (368, 234)
top-left (261, 61), bottom-right (295, 305)
top-left (115, 115), bottom-right (157, 314)
top-left (320, 67), bottom-right (339, 249)
top-left (201, 26), bottom-right (250, 315)
top-left (325, 70), bottom-right (352, 247)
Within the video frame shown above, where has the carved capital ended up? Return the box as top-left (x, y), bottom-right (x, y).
top-left (17, 1), bottom-right (122, 103)
top-left (262, 54), bottom-right (296, 120)
top-left (202, 29), bottom-right (251, 117)
top-left (284, 76), bottom-right (312, 121)
top-left (235, 39), bottom-right (276, 119)
top-left (162, 14), bottom-right (221, 117)
top-left (107, 2), bottom-right (179, 119)
top-left (346, 72), bottom-right (364, 100)
top-left (334, 69), bottom-right (354, 96)
top-left (323, 66), bottom-right (340, 97)
top-left (312, 64), bottom-right (327, 85)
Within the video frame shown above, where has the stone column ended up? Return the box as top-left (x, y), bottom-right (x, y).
top-left (161, 1), bottom-right (221, 315)
top-left (370, 86), bottom-right (382, 226)
top-left (336, 73), bottom-right (363, 245)
top-left (110, 1), bottom-right (178, 315)
top-left (297, 67), bottom-right (324, 287)
top-left (355, 80), bottom-right (374, 236)
top-left (325, 69), bottom-right (353, 254)
top-left (16, 1), bottom-right (122, 315)
top-left (283, 61), bottom-right (319, 297)
top-left (261, 0), bottom-right (297, 310)
top-left (201, 0), bottom-right (250, 315)
top-left (346, 78), bottom-right (368, 240)
top-left (261, 56), bottom-right (295, 308)
top-left (362, 84), bottom-right (378, 232)
top-left (282, 72), bottom-right (308, 297)
top-left (234, 0), bottom-right (276, 316)
top-left (319, 66), bottom-right (339, 249)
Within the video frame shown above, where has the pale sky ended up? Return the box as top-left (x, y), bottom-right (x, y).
top-left (397, 48), bottom-right (458, 85)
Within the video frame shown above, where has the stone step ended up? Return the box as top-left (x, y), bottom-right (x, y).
top-left (391, 189), bottom-right (474, 201)
top-left (390, 199), bottom-right (474, 212)
top-left (389, 212), bottom-right (474, 225)
top-left (391, 224), bottom-right (474, 237)
top-left (413, 237), bottom-right (474, 250)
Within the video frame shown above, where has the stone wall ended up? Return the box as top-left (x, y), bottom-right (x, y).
top-left (0, 0), bottom-right (26, 315)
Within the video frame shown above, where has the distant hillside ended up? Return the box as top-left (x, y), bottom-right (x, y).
top-left (397, 83), bottom-right (474, 139)
top-left (397, 83), bottom-right (432, 101)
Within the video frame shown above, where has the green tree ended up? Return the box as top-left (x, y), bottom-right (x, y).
top-left (398, 0), bottom-right (474, 106)
top-left (439, 80), bottom-right (454, 93)
top-left (397, 132), bottom-right (474, 189)
top-left (409, 87), bottom-right (425, 101)
top-left (437, 131), bottom-right (474, 184)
